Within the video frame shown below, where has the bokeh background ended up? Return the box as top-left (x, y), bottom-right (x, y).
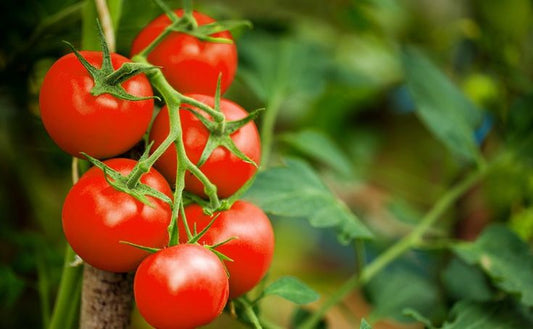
top-left (1, 0), bottom-right (532, 328)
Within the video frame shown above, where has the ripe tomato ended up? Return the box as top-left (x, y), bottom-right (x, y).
top-left (134, 244), bottom-right (229, 329)
top-left (149, 94), bottom-right (261, 198)
top-left (39, 51), bottom-right (154, 159)
top-left (62, 158), bottom-right (172, 273)
top-left (130, 9), bottom-right (237, 95)
top-left (180, 201), bottom-right (274, 298)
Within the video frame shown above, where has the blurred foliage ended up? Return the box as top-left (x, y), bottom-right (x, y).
top-left (1, 0), bottom-right (533, 328)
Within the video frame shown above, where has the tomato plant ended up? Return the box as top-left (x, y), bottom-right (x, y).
top-left (39, 51), bottom-right (154, 159)
top-left (150, 94), bottom-right (261, 197)
top-left (180, 200), bottom-right (274, 298)
top-left (134, 244), bottom-right (229, 329)
top-left (130, 9), bottom-right (237, 95)
top-left (62, 158), bottom-right (172, 273)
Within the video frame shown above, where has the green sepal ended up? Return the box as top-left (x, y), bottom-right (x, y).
top-left (177, 20), bottom-right (253, 44)
top-left (81, 153), bottom-right (172, 208)
top-left (65, 20), bottom-right (159, 102)
top-left (188, 213), bottom-right (221, 244)
top-left (225, 108), bottom-right (265, 134)
top-left (119, 241), bottom-right (161, 254)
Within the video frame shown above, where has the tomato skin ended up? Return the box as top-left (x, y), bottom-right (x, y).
top-left (130, 9), bottom-right (237, 95)
top-left (134, 244), bottom-right (229, 329)
top-left (39, 51), bottom-right (154, 159)
top-left (149, 94), bottom-right (261, 198)
top-left (62, 158), bottom-right (172, 273)
top-left (180, 201), bottom-right (274, 298)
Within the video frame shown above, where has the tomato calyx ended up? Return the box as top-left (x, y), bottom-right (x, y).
top-left (82, 153), bottom-right (172, 207)
top-left (64, 21), bottom-right (159, 102)
top-left (153, 0), bottom-right (252, 45)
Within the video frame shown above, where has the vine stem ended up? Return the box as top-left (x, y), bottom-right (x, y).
top-left (298, 164), bottom-right (491, 329)
top-left (94, 0), bottom-right (115, 52)
top-left (260, 93), bottom-right (283, 168)
top-left (236, 298), bottom-right (263, 329)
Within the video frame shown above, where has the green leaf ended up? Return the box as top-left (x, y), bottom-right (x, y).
top-left (290, 308), bottom-right (328, 329)
top-left (402, 47), bottom-right (483, 163)
top-left (280, 129), bottom-right (353, 177)
top-left (453, 225), bottom-right (533, 307)
top-left (442, 258), bottom-right (493, 302)
top-left (360, 318), bottom-right (372, 329)
top-left (244, 158), bottom-right (373, 244)
top-left (403, 309), bottom-right (435, 328)
top-left (263, 276), bottom-right (319, 305)
top-left (366, 263), bottom-right (444, 322)
top-left (441, 301), bottom-right (533, 329)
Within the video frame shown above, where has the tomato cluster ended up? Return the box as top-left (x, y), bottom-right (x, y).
top-left (39, 7), bottom-right (274, 329)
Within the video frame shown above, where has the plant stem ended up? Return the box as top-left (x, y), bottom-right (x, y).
top-left (260, 94), bottom-right (283, 168)
top-left (94, 0), bottom-right (115, 52)
top-left (48, 246), bottom-right (83, 329)
top-left (237, 298), bottom-right (263, 329)
top-left (298, 166), bottom-right (490, 329)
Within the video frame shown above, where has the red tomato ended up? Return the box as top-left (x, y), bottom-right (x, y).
top-left (39, 51), bottom-right (154, 159)
top-left (149, 94), bottom-right (261, 198)
top-left (134, 244), bottom-right (229, 329)
top-left (62, 158), bottom-right (172, 273)
top-left (130, 9), bottom-right (237, 95)
top-left (180, 201), bottom-right (274, 298)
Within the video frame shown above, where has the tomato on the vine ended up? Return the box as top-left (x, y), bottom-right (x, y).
top-left (130, 9), bottom-right (237, 95)
top-left (134, 244), bottom-right (229, 329)
top-left (149, 94), bottom-right (261, 198)
top-left (180, 200), bottom-right (274, 298)
top-left (39, 51), bottom-right (154, 159)
top-left (62, 158), bottom-right (172, 273)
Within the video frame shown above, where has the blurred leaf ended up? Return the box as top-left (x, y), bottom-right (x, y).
top-left (0, 266), bottom-right (25, 308)
top-left (366, 260), bottom-right (444, 322)
top-left (263, 276), bottom-right (319, 305)
top-left (442, 258), bottom-right (493, 302)
top-left (360, 319), bottom-right (372, 329)
top-left (402, 47), bottom-right (483, 163)
top-left (441, 301), bottom-right (533, 329)
top-left (453, 225), bottom-right (533, 307)
top-left (291, 308), bottom-right (328, 329)
top-left (403, 309), bottom-right (435, 328)
top-left (509, 207), bottom-right (533, 241)
top-left (245, 158), bottom-right (373, 244)
top-left (238, 33), bottom-right (329, 119)
top-left (280, 129), bottom-right (353, 177)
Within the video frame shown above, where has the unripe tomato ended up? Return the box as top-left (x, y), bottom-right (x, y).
top-left (130, 9), bottom-right (237, 95)
top-left (134, 244), bottom-right (229, 329)
top-left (149, 94), bottom-right (261, 198)
top-left (62, 158), bottom-right (172, 272)
top-left (39, 51), bottom-right (154, 159)
top-left (180, 201), bottom-right (274, 298)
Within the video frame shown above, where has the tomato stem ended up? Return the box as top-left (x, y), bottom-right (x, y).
top-left (48, 246), bottom-right (83, 329)
top-left (298, 164), bottom-right (492, 329)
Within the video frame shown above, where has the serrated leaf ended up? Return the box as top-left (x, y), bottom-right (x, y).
top-left (244, 158), bottom-right (373, 244)
top-left (280, 129), bottom-right (353, 177)
top-left (402, 47), bottom-right (483, 163)
top-left (453, 225), bottom-right (533, 307)
top-left (360, 319), bottom-right (372, 329)
top-left (441, 301), bottom-right (533, 329)
top-left (453, 225), bottom-right (533, 306)
top-left (263, 276), bottom-right (319, 305)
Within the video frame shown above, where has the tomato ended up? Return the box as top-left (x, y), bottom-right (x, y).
top-left (134, 244), bottom-right (229, 329)
top-left (39, 51), bottom-right (154, 159)
top-left (62, 158), bottom-right (172, 273)
top-left (130, 9), bottom-right (237, 95)
top-left (180, 200), bottom-right (274, 298)
top-left (149, 94), bottom-right (261, 198)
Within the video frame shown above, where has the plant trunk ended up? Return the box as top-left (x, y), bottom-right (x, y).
top-left (79, 265), bottom-right (134, 329)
